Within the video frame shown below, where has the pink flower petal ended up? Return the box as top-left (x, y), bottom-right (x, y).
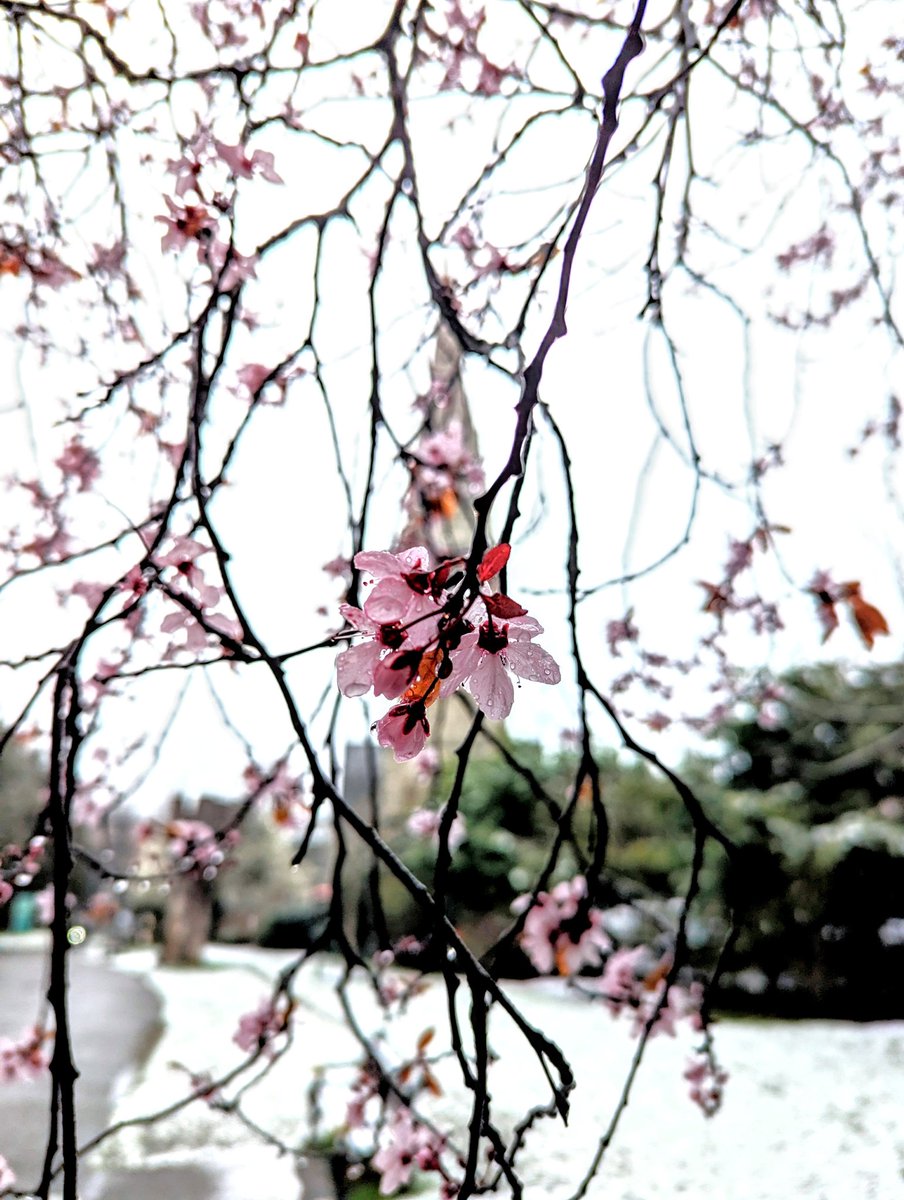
top-left (467, 654), bottom-right (514, 719)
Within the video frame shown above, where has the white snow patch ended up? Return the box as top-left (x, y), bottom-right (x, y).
top-left (95, 945), bottom-right (904, 1200)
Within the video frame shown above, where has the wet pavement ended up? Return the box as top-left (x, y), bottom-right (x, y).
top-left (0, 937), bottom-right (229, 1200)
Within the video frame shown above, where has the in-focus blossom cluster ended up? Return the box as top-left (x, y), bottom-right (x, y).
top-left (336, 544), bottom-right (561, 761)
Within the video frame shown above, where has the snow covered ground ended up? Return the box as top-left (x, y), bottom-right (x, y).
top-left (99, 945), bottom-right (904, 1200)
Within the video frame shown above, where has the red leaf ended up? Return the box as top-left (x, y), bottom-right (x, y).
top-left (477, 543), bottom-right (510, 583)
top-left (698, 581), bottom-right (732, 616)
top-left (642, 956), bottom-right (672, 992)
top-left (484, 592), bottom-right (527, 619)
top-left (842, 582), bottom-right (890, 650)
top-left (416, 1026), bottom-right (435, 1054)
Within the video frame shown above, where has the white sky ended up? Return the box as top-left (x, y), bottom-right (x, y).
top-left (0, 0), bottom-right (901, 811)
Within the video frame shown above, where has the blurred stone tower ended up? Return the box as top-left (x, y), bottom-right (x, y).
top-left (342, 322), bottom-right (488, 951)
top-left (397, 319), bottom-right (488, 753)
top-left (396, 319), bottom-right (481, 560)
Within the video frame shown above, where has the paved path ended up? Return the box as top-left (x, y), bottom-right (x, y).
top-left (0, 937), bottom-right (229, 1200)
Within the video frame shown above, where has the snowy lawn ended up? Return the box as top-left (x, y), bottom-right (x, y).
top-left (100, 945), bottom-right (904, 1200)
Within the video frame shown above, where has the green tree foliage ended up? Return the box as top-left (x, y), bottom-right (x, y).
top-left (399, 742), bottom-right (558, 960)
top-left (398, 739), bottom-right (699, 968)
top-left (714, 664), bottom-right (904, 1017)
top-left (399, 665), bottom-right (904, 1015)
top-left (722, 664), bottom-right (904, 815)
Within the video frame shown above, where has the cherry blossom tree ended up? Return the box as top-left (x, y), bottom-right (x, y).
top-left (0, 0), bottom-right (900, 1198)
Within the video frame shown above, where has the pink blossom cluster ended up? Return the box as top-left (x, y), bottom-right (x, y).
top-left (159, 123), bottom-right (282, 274)
top-left (0, 1026), bottom-right (49, 1084)
top-left (244, 759), bottom-right (311, 830)
top-left (406, 807), bottom-right (467, 852)
top-left (233, 997), bottom-right (292, 1056)
top-left (606, 610), bottom-right (639, 657)
top-left (403, 421), bottom-right (485, 525)
top-left (425, 1), bottom-right (522, 97)
top-left (512, 876), bottom-right (611, 976)
top-left (55, 437), bottom-right (100, 493)
top-left (684, 1049), bottom-right (729, 1117)
top-left (11, 476), bottom-right (74, 565)
top-left (336, 544), bottom-right (560, 760)
top-left (154, 535), bottom-right (242, 655)
top-left (596, 948), bottom-right (704, 1039)
top-left (72, 534), bottom-right (243, 663)
top-left (144, 819), bottom-right (239, 879)
top-left (512, 878), bottom-right (708, 1049)
top-left (0, 836), bottom-right (46, 899)
top-left (372, 1108), bottom-right (453, 1197)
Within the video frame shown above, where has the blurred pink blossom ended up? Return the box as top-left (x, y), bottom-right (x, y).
top-left (0, 1026), bottom-right (48, 1083)
top-left (55, 438), bottom-right (100, 492)
top-left (684, 1050), bottom-right (729, 1116)
top-left (215, 140), bottom-right (283, 183)
top-left (34, 883), bottom-right (56, 926)
top-left (372, 1108), bottom-right (442, 1195)
top-left (513, 876), bottom-right (610, 976)
top-left (233, 998), bottom-right (290, 1055)
top-left (406, 808), bottom-right (467, 852)
top-left (0, 1153), bottom-right (15, 1190)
